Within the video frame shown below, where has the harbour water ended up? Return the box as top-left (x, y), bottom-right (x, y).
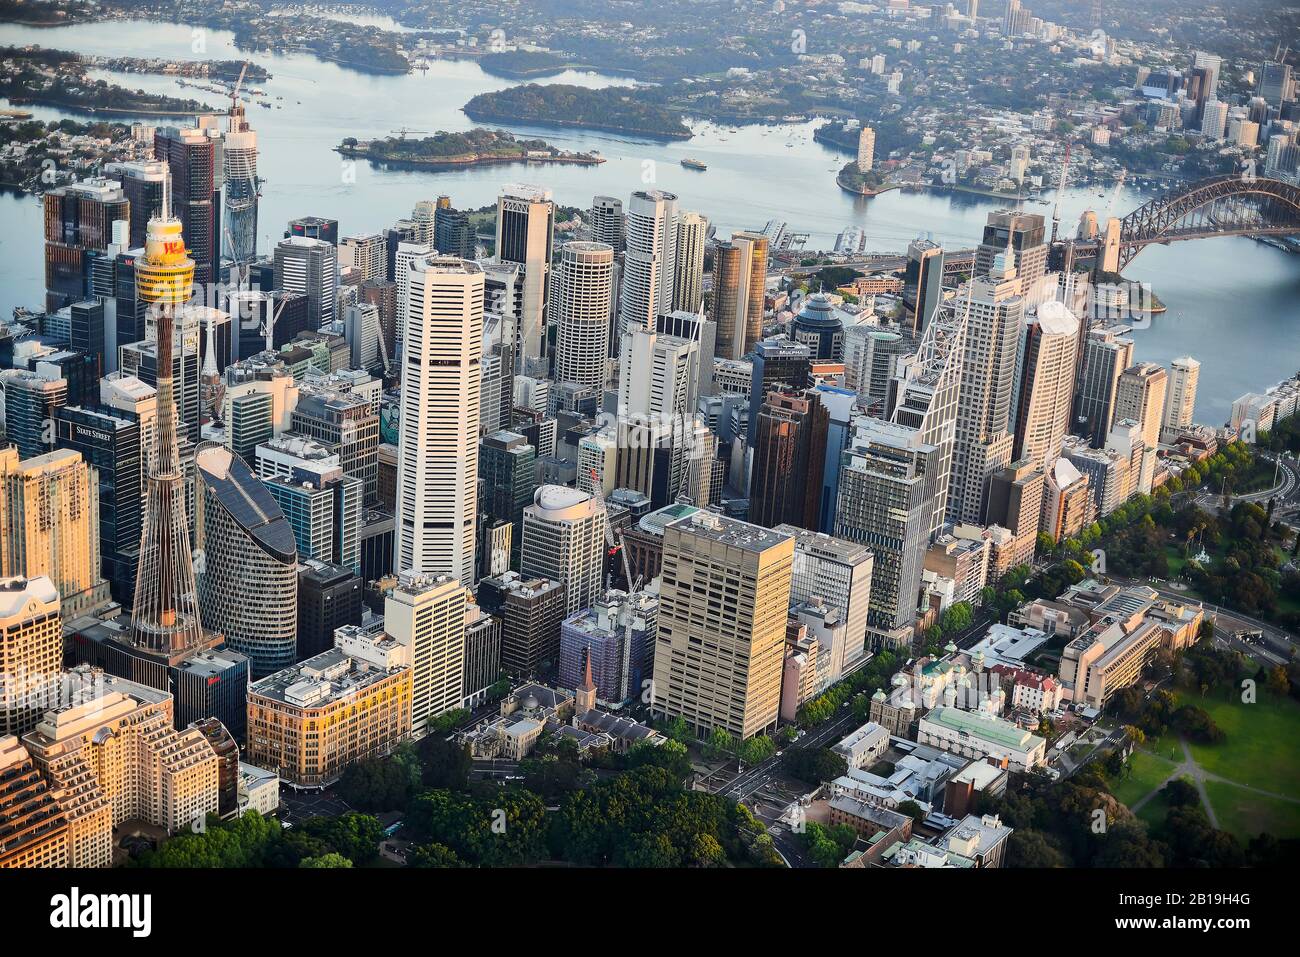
top-left (1, 18), bottom-right (1297, 423)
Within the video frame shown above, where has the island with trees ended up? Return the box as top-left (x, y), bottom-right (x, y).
top-left (477, 50), bottom-right (573, 79)
top-left (0, 46), bottom-right (210, 116)
top-left (463, 84), bottom-right (692, 141)
top-left (335, 128), bottom-right (604, 171)
top-left (836, 161), bottom-right (897, 197)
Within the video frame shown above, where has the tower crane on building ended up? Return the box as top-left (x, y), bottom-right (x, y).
top-left (588, 468), bottom-right (645, 703)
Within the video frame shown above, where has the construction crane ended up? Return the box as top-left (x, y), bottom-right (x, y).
top-left (588, 468), bottom-right (635, 591)
top-left (262, 294), bottom-right (291, 354)
top-left (229, 60), bottom-right (249, 117)
top-left (390, 128), bottom-right (432, 139)
top-left (1103, 168), bottom-right (1127, 219)
top-left (588, 468), bottom-right (644, 703)
top-left (1050, 141), bottom-right (1072, 244)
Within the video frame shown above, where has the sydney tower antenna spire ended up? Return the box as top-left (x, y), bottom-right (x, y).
top-left (130, 165), bottom-right (205, 653)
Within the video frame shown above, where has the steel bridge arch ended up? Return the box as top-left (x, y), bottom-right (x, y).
top-left (1113, 174), bottom-right (1300, 269)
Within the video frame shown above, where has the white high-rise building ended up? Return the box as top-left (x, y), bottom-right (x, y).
top-left (1115, 362), bottom-right (1168, 451)
top-left (588, 195), bottom-right (625, 251)
top-left (947, 253), bottom-right (1023, 526)
top-left (394, 241), bottom-right (435, 360)
top-left (619, 189), bottom-right (679, 339)
top-left (383, 571), bottom-right (467, 734)
top-left (495, 185), bottom-right (554, 370)
top-left (857, 127), bottom-right (876, 172)
top-left (577, 431), bottom-right (617, 496)
top-left (395, 257), bottom-right (483, 586)
top-left (1193, 50), bottom-right (1222, 98)
top-left (619, 328), bottom-right (699, 420)
top-left (1201, 98), bottom-right (1229, 140)
top-left (1162, 355), bottom-right (1200, 443)
top-left (1013, 300), bottom-right (1080, 471)
top-left (343, 302), bottom-right (382, 371)
top-left (552, 241), bottom-right (615, 392)
top-left (339, 233), bottom-right (385, 281)
top-left (0, 575), bottom-right (61, 738)
top-left (672, 211), bottom-right (708, 314)
top-left (520, 486), bottom-right (605, 616)
top-left (273, 236), bottom-right (338, 329)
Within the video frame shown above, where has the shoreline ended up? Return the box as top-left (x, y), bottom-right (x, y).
top-left (835, 171), bottom-right (900, 197)
top-left (335, 146), bottom-right (605, 171)
top-left (462, 108), bottom-right (692, 142)
top-left (1, 96), bottom-right (213, 117)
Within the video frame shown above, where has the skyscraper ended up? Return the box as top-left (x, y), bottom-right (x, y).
top-left (0, 576), bottom-right (61, 738)
top-left (619, 189), bottom-right (679, 339)
top-left (1075, 324), bottom-right (1135, 447)
top-left (1161, 356), bottom-right (1200, 443)
top-left (42, 178), bottom-right (130, 311)
top-left (264, 464), bottom-right (363, 574)
top-left (339, 233), bottom-right (386, 282)
top-left (856, 126), bottom-right (876, 172)
top-left (222, 100), bottom-right (259, 269)
top-left (0, 446), bottom-right (108, 618)
top-left (195, 445), bottom-right (299, 677)
top-left (395, 257), bottom-right (483, 586)
top-left (711, 231), bottom-right (769, 360)
top-left (291, 388), bottom-right (379, 504)
top-left (1013, 300), bottom-right (1080, 470)
top-left (652, 511), bottom-right (793, 739)
top-left (23, 668), bottom-right (219, 837)
top-left (552, 241), bottom-right (615, 392)
top-left (118, 310), bottom-right (202, 447)
top-left (54, 403), bottom-right (143, 604)
top-left (0, 733), bottom-right (76, 868)
top-left (619, 327), bottom-right (700, 420)
top-left (947, 258), bottom-right (1023, 526)
top-left (520, 485), bottom-right (605, 617)
top-left (588, 195), bottom-right (625, 251)
top-left (975, 210), bottom-right (1047, 294)
top-left (672, 211), bottom-right (709, 314)
top-left (834, 421), bottom-right (940, 644)
top-left (495, 185), bottom-right (554, 369)
top-left (1259, 61), bottom-right (1295, 106)
top-left (434, 204), bottom-right (476, 260)
top-left (103, 160), bottom-right (166, 249)
top-left (985, 458), bottom-right (1046, 569)
top-left (773, 524), bottom-right (874, 681)
top-left (479, 430), bottom-right (537, 563)
top-left (154, 126), bottom-right (219, 287)
top-left (1115, 362), bottom-right (1168, 451)
top-left (749, 390), bottom-right (828, 530)
top-left (478, 571), bottom-right (565, 678)
top-left (903, 239), bottom-right (944, 337)
top-left (274, 236), bottom-right (338, 329)
top-left (286, 216), bottom-right (338, 245)
top-left (393, 240), bottom-right (434, 359)
top-left (384, 571), bottom-right (467, 733)
top-left (789, 293), bottom-right (845, 362)
top-left (0, 370), bottom-right (66, 459)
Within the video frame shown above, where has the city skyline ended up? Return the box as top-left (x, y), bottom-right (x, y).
top-left (0, 0), bottom-right (1296, 896)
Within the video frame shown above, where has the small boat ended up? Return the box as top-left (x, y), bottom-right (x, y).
top-left (680, 158), bottom-right (707, 171)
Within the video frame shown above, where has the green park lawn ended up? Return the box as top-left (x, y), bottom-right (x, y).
top-left (1141, 729), bottom-right (1184, 764)
top-left (1203, 779), bottom-right (1300, 842)
top-left (1120, 690), bottom-right (1300, 843)
top-left (1179, 691), bottom-right (1300, 797)
top-left (1111, 749), bottom-right (1179, 806)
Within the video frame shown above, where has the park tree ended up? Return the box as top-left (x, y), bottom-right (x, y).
top-left (1007, 829), bottom-right (1068, 868)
